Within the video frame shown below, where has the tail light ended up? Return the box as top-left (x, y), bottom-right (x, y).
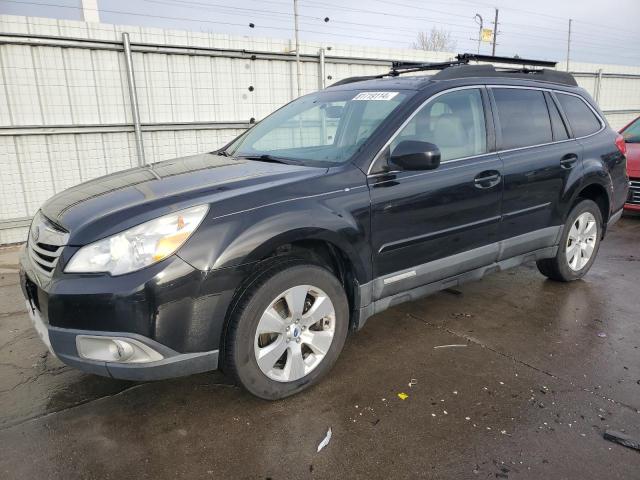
top-left (615, 134), bottom-right (627, 156)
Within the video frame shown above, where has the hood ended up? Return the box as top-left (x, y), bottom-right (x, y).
top-left (626, 142), bottom-right (640, 176)
top-left (40, 153), bottom-right (324, 244)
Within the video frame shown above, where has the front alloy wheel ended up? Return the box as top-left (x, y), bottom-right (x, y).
top-left (224, 261), bottom-right (349, 400)
top-left (254, 285), bottom-right (336, 382)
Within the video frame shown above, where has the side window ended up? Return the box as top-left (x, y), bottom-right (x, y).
top-left (556, 93), bottom-right (602, 138)
top-left (391, 88), bottom-right (487, 162)
top-left (492, 88), bottom-right (552, 149)
top-left (545, 93), bottom-right (569, 141)
top-left (622, 117), bottom-right (640, 143)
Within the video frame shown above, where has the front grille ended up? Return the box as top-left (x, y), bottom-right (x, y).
top-left (629, 179), bottom-right (640, 205)
top-left (27, 212), bottom-right (69, 277)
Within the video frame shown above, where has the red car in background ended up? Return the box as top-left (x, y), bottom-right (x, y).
top-left (621, 116), bottom-right (640, 213)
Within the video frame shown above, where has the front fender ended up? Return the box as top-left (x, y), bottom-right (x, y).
top-left (178, 185), bottom-right (372, 284)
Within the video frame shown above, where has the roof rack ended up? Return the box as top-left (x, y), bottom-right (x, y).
top-left (390, 53), bottom-right (557, 76)
top-left (329, 53), bottom-right (576, 88)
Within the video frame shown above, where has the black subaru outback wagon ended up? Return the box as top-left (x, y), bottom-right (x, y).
top-left (21, 54), bottom-right (628, 399)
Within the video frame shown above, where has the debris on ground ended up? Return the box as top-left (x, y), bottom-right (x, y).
top-left (397, 392), bottom-right (409, 400)
top-left (317, 428), bottom-right (332, 453)
top-left (433, 344), bottom-right (468, 349)
top-left (408, 379), bottom-right (417, 387)
top-left (597, 332), bottom-right (607, 338)
top-left (603, 430), bottom-right (640, 452)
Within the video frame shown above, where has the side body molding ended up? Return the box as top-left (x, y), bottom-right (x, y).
top-left (354, 226), bottom-right (562, 330)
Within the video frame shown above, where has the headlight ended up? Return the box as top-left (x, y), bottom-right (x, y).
top-left (65, 205), bottom-right (208, 275)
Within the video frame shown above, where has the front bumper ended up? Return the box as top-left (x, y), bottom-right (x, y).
top-left (50, 326), bottom-right (219, 381)
top-left (23, 279), bottom-right (220, 381)
top-left (19, 246), bottom-right (248, 380)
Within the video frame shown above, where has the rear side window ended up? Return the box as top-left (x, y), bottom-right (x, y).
top-left (492, 88), bottom-right (552, 149)
top-left (556, 93), bottom-right (602, 137)
top-left (545, 93), bottom-right (569, 141)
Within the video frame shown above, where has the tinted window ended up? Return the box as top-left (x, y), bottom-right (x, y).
top-left (556, 93), bottom-right (602, 137)
top-left (545, 93), bottom-right (569, 141)
top-left (493, 88), bottom-right (552, 149)
top-left (621, 117), bottom-right (640, 143)
top-left (391, 88), bottom-right (487, 162)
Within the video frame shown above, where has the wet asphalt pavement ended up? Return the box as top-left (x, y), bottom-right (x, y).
top-left (0, 218), bottom-right (639, 479)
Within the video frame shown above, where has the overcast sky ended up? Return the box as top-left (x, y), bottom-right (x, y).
top-left (2, 0), bottom-right (639, 66)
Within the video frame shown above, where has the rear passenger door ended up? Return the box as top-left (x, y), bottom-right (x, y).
top-left (490, 86), bottom-right (581, 259)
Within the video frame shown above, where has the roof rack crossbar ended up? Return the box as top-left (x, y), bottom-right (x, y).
top-left (456, 53), bottom-right (557, 68)
top-left (389, 53), bottom-right (557, 77)
top-left (390, 60), bottom-right (466, 76)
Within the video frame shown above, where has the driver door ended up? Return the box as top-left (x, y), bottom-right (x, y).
top-left (368, 87), bottom-right (503, 300)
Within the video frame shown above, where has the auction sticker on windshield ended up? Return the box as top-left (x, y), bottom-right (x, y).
top-left (353, 92), bottom-right (399, 101)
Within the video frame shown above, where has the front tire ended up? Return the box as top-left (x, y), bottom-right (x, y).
top-left (224, 261), bottom-right (349, 400)
top-left (536, 199), bottom-right (603, 282)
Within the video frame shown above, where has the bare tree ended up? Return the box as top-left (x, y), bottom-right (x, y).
top-left (412, 27), bottom-right (457, 52)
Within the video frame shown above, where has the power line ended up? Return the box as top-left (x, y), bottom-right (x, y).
top-left (298, 0), bottom-right (640, 48)
top-left (297, 0), bottom-right (479, 31)
top-left (145, 0), bottom-right (473, 41)
top-left (391, 0), bottom-right (640, 38)
top-left (4, 0), bottom-right (640, 63)
top-left (3, 0), bottom-right (292, 31)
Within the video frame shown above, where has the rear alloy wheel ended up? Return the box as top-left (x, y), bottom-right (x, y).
top-left (536, 199), bottom-right (603, 282)
top-left (224, 261), bottom-right (348, 399)
top-left (565, 212), bottom-right (598, 271)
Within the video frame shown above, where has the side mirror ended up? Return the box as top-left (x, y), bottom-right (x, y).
top-left (389, 140), bottom-right (441, 171)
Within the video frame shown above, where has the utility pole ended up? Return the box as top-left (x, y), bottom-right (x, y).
top-left (566, 18), bottom-right (572, 72)
top-left (80, 0), bottom-right (100, 22)
top-left (474, 14), bottom-right (483, 55)
top-left (491, 8), bottom-right (499, 56)
top-left (293, 0), bottom-right (302, 97)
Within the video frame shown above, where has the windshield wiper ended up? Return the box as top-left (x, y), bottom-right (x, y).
top-left (240, 154), bottom-right (300, 165)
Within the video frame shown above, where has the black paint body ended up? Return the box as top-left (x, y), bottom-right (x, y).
top-left (20, 75), bottom-right (628, 363)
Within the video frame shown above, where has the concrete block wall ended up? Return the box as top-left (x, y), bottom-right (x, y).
top-left (1, 14), bottom-right (639, 244)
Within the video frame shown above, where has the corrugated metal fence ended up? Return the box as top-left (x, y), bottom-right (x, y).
top-left (1, 15), bottom-right (639, 244)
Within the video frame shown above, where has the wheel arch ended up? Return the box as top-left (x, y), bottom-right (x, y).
top-left (216, 228), bottom-right (369, 363)
top-left (572, 181), bottom-right (611, 236)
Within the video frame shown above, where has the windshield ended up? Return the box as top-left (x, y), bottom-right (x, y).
top-left (225, 90), bottom-right (410, 165)
top-left (622, 117), bottom-right (640, 143)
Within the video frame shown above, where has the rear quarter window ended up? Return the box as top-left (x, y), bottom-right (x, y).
top-left (556, 93), bottom-right (602, 138)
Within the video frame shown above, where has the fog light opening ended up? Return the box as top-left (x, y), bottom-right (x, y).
top-left (76, 335), bottom-right (163, 363)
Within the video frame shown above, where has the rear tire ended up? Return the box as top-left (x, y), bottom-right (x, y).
top-left (224, 260), bottom-right (349, 400)
top-left (536, 199), bottom-right (603, 282)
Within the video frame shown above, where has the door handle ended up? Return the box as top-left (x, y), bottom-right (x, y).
top-left (474, 171), bottom-right (501, 189)
top-left (560, 153), bottom-right (578, 169)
